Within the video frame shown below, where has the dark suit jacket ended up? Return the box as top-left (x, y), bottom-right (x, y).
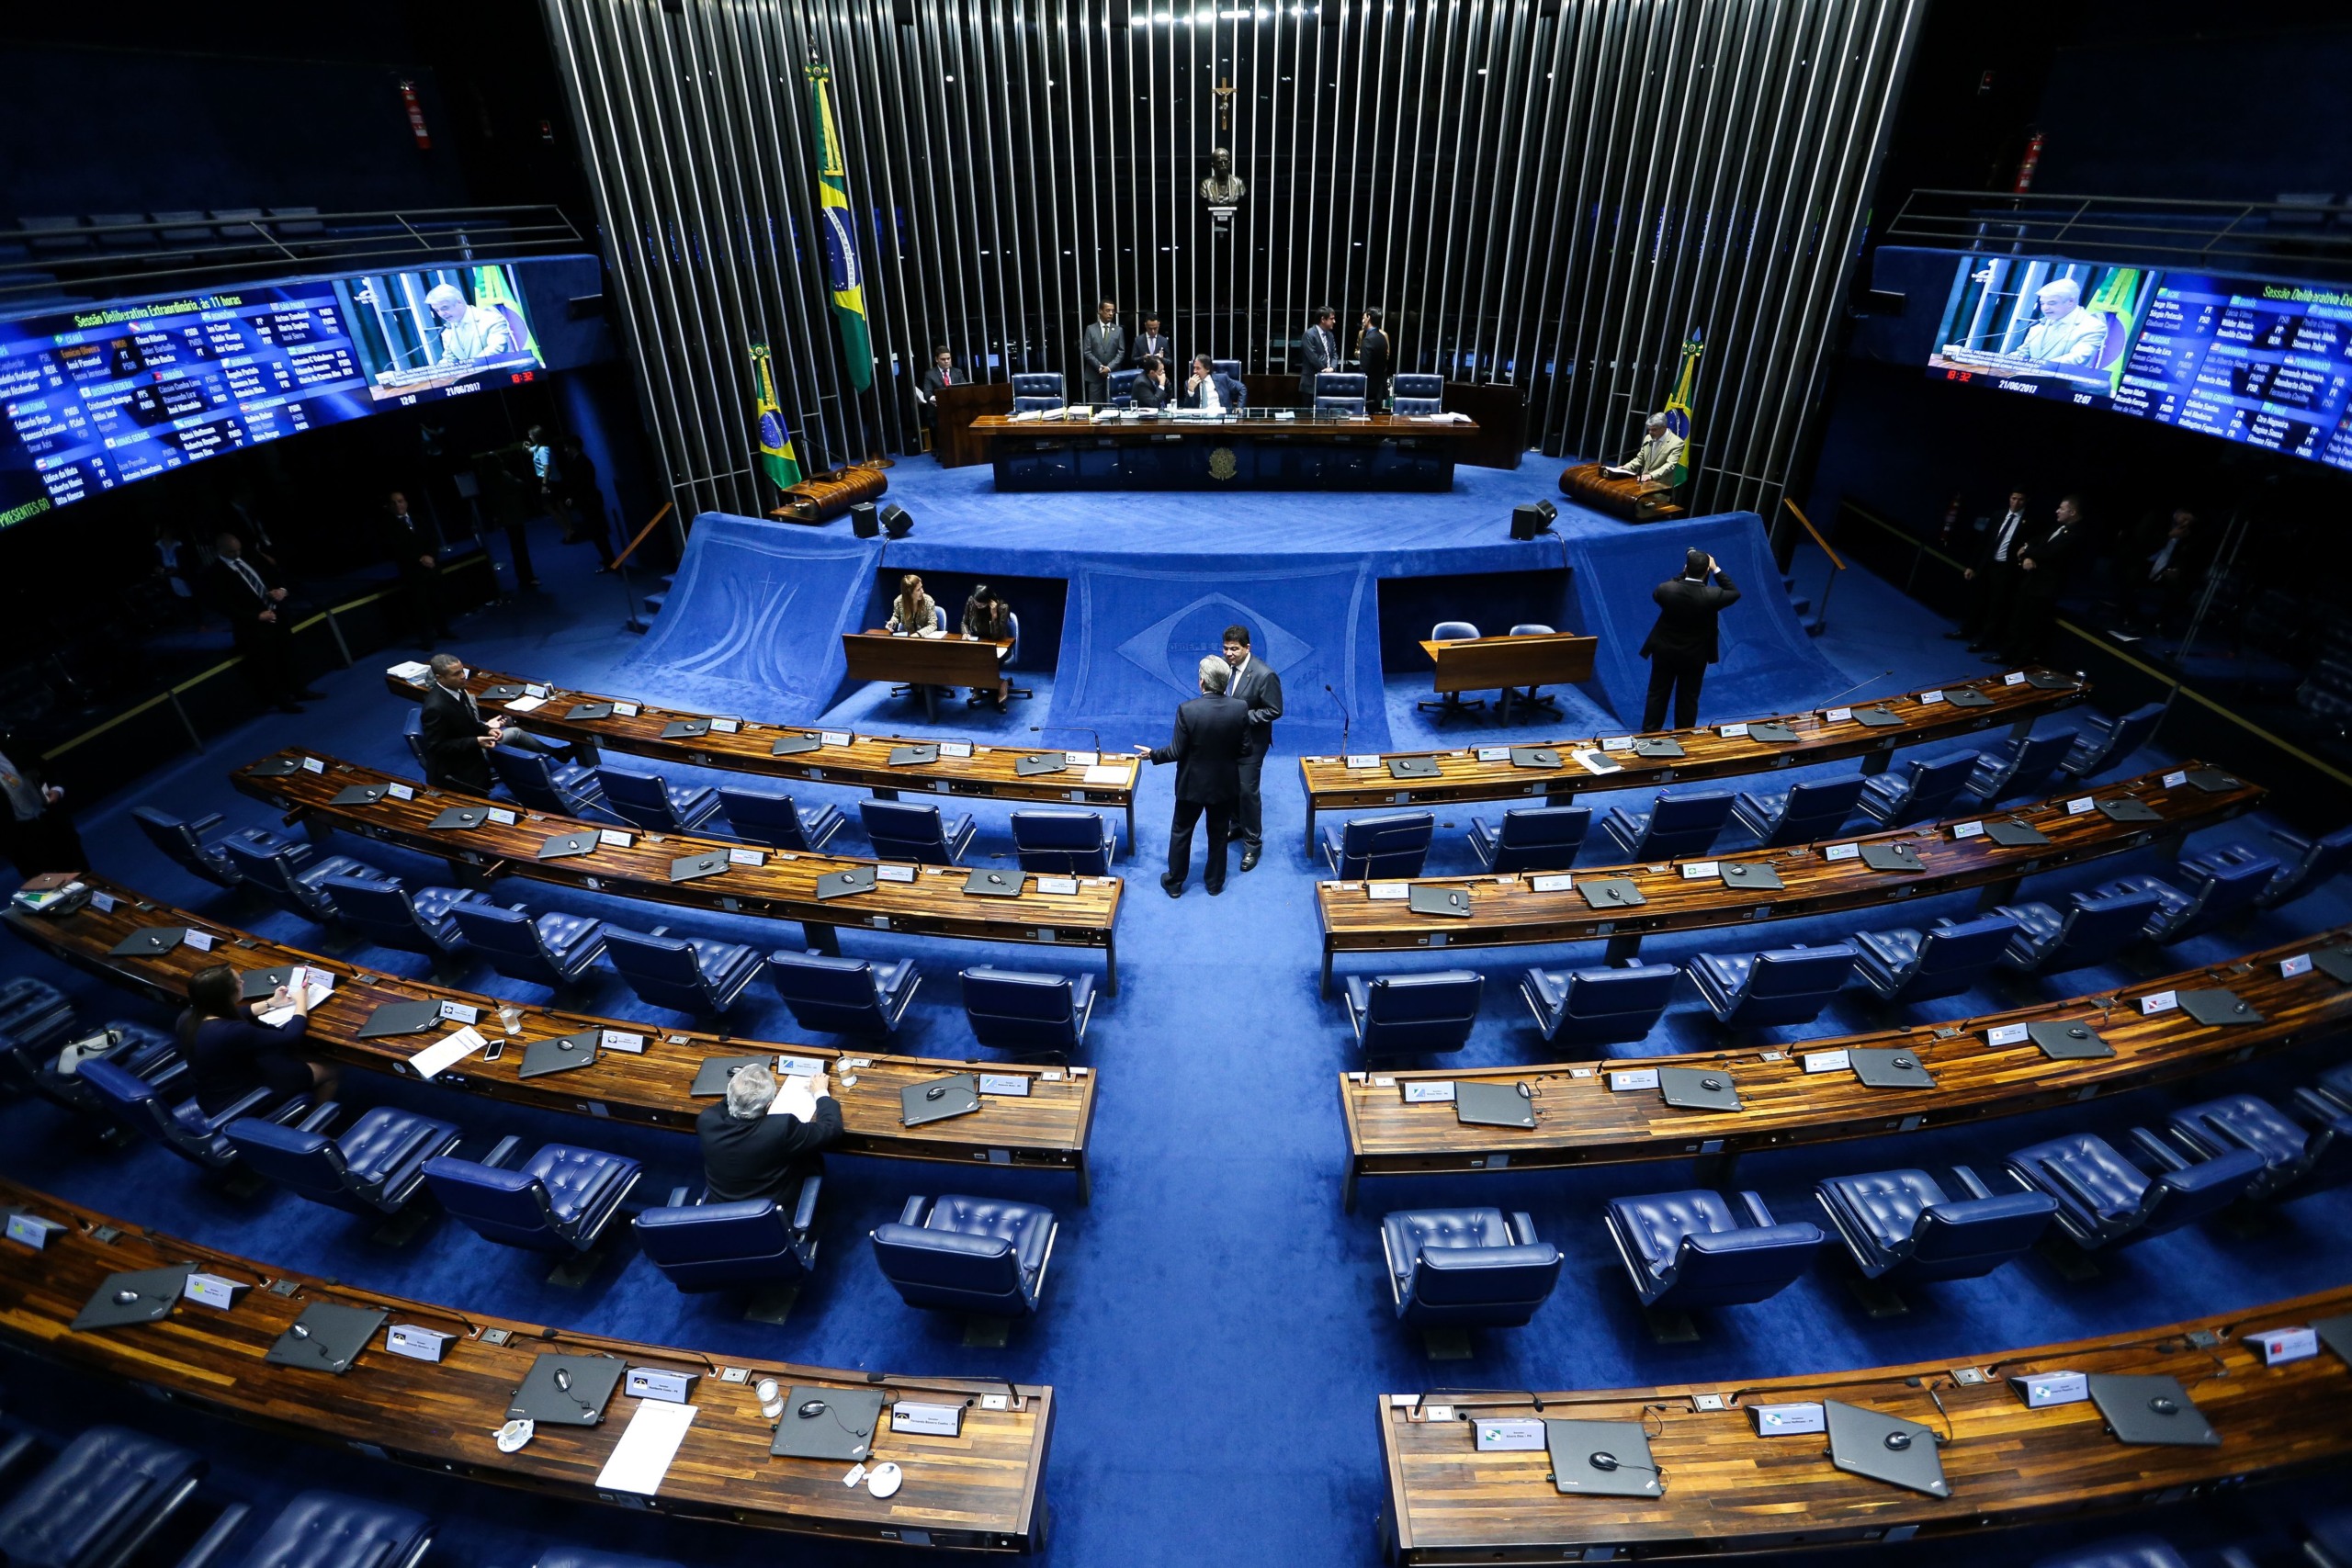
top-left (1133, 333), bottom-right (1172, 371)
top-left (1181, 373), bottom-right (1243, 411)
top-left (1133, 374), bottom-right (1174, 409)
top-left (1639, 569), bottom-right (1741, 665)
top-left (1148, 694), bottom-right (1250, 804)
top-left (200, 557), bottom-right (284, 647)
top-left (1298, 324), bottom-right (1341, 397)
top-left (381, 512), bottom-right (436, 578)
top-left (1358, 329), bottom-right (1391, 388)
top-left (420, 681), bottom-right (496, 795)
top-left (1971, 510), bottom-right (2032, 572)
top-left (2018, 520), bottom-right (2077, 601)
top-left (696, 1096), bottom-right (845, 1205)
top-left (1226, 656), bottom-right (1283, 750)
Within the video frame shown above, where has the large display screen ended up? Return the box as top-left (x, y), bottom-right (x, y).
top-left (0, 265), bottom-right (546, 527)
top-left (1928, 254), bottom-right (2352, 474)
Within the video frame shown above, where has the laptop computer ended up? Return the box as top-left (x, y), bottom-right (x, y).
top-left (670, 851), bottom-right (730, 885)
top-left (2313, 945), bottom-right (2352, 985)
top-left (816, 865), bottom-right (879, 899)
top-left (507, 1353), bottom-right (626, 1427)
top-left (690, 1055), bottom-right (772, 1096)
top-left (1510, 747), bottom-right (1564, 769)
top-left (73, 1264), bottom-right (196, 1332)
top-left (2029, 1020), bottom-right (2113, 1060)
top-left (108, 927), bottom-right (185, 957)
top-left (519, 1029), bottom-right (603, 1079)
top-left (661, 718), bottom-right (710, 739)
top-left (771, 732), bottom-right (823, 757)
top-left (330, 784), bottom-right (388, 807)
top-left (2099, 797), bottom-right (2163, 824)
top-left (2026, 671), bottom-right (2076, 689)
top-left (902, 1074), bottom-right (981, 1127)
top-left (1746, 721), bottom-right (1800, 743)
top-left (538, 831), bottom-right (599, 861)
top-left (1825, 1400), bottom-right (1949, 1495)
top-left (265, 1303), bottom-right (386, 1374)
top-left (1578, 877), bottom-right (1644, 909)
top-left (240, 965), bottom-right (300, 1001)
top-left (1453, 1080), bottom-right (1536, 1129)
top-left (1407, 885), bottom-right (1472, 919)
top-left (430, 805), bottom-right (489, 830)
top-left (481, 683), bottom-right (526, 703)
top-left (1849, 1047), bottom-right (1936, 1089)
top-left (1014, 752), bottom-right (1068, 776)
top-left (356, 999), bottom-right (444, 1039)
top-left (1945, 688), bottom-right (1995, 709)
top-left (1544, 1420), bottom-right (1661, 1497)
top-left (2183, 769), bottom-right (2242, 793)
top-left (964, 868), bottom-right (1025, 898)
top-left (1860, 842), bottom-right (1925, 873)
top-left (1632, 736), bottom-right (1685, 759)
top-left (769, 1387), bottom-right (886, 1461)
top-left (1984, 819), bottom-right (2050, 848)
top-left (1719, 862), bottom-right (1781, 891)
top-left (889, 744), bottom-right (941, 767)
top-left (1849, 706), bottom-right (1904, 728)
top-left (1658, 1066), bottom-right (1741, 1111)
top-left (566, 702), bottom-right (614, 721)
top-left (1388, 755), bottom-right (1442, 779)
top-left (247, 757), bottom-right (303, 777)
top-left (2088, 1373), bottom-right (2217, 1447)
top-left (2177, 988), bottom-right (2262, 1027)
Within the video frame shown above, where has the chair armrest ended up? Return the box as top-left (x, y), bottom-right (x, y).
top-left (650, 925), bottom-right (671, 938)
top-left (792, 1174), bottom-right (824, 1235)
top-left (1950, 1164), bottom-right (1995, 1201)
top-left (295, 1100), bottom-right (341, 1134)
top-left (481, 1134), bottom-right (524, 1170)
top-left (1506, 1212), bottom-right (1538, 1247)
top-left (204, 1086), bottom-right (282, 1130)
top-left (2035, 1157), bottom-right (2111, 1219)
top-left (0, 1429), bottom-right (39, 1486)
top-left (145, 1058), bottom-right (190, 1090)
top-left (169, 1501), bottom-right (252, 1568)
top-left (2128, 1124), bottom-right (2191, 1173)
top-left (899, 1194), bottom-right (929, 1227)
top-left (190, 812), bottom-right (225, 835)
top-left (665, 1184), bottom-right (692, 1207)
top-left (2292, 1087), bottom-right (2349, 1128)
top-left (1734, 1190), bottom-right (1775, 1228)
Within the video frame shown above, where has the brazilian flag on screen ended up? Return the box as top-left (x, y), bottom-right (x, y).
top-left (805, 62), bottom-right (874, 392)
top-left (1662, 328), bottom-right (1703, 487)
top-left (752, 341), bottom-right (801, 493)
top-left (468, 265), bottom-right (539, 362)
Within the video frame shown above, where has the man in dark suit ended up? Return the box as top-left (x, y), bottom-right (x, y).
top-left (2003, 495), bottom-right (2082, 664)
top-left (203, 532), bottom-right (317, 713)
top-left (1950, 489), bottom-right (2030, 651)
top-left (1133, 355), bottom-right (1174, 409)
top-left (1639, 547), bottom-right (1741, 731)
top-left (917, 344), bottom-right (956, 436)
top-left (1182, 354), bottom-right (1242, 412)
top-left (697, 1062), bottom-right (844, 1205)
top-left (1080, 299), bottom-right (1125, 405)
top-left (1357, 308), bottom-right (1391, 408)
top-left (0, 739), bottom-right (85, 879)
top-left (1299, 305), bottom-right (1341, 402)
top-left (380, 491), bottom-right (448, 645)
top-left (1221, 624), bottom-right (1283, 872)
top-left (418, 652), bottom-right (583, 795)
top-left (1134, 655), bottom-right (1250, 897)
top-left (1133, 315), bottom-right (1172, 376)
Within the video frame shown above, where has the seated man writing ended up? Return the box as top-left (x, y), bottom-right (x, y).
top-left (696, 1061), bottom-right (844, 1205)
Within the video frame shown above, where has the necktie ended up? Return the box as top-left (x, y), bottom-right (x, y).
top-left (1995, 513), bottom-right (2019, 562)
top-left (232, 558), bottom-right (266, 598)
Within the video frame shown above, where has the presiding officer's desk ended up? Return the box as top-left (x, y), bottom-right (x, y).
top-left (1378, 1281), bottom-right (2352, 1564)
top-left (388, 665), bottom-right (1140, 846)
top-left (231, 750), bottom-right (1126, 993)
top-left (1314, 763), bottom-right (2261, 993)
top-left (4, 876), bottom-right (1097, 1198)
top-left (841, 631), bottom-right (1018, 723)
top-left (0, 1177), bottom-right (1054, 1553)
top-left (1340, 924), bottom-right (2351, 1207)
top-left (968, 409), bottom-right (1481, 491)
top-left (1298, 667), bottom-right (2088, 849)
top-left (1419, 631), bottom-right (1599, 724)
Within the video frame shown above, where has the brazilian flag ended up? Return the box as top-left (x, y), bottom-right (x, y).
top-left (467, 265), bottom-right (539, 363)
top-left (752, 341), bottom-right (801, 493)
top-left (1661, 328), bottom-right (1703, 488)
top-left (805, 62), bottom-right (874, 391)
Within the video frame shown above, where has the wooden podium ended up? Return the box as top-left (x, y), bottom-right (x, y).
top-left (1559, 459), bottom-right (1685, 523)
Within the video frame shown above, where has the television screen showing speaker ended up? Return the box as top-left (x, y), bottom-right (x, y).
top-left (1926, 253), bottom-right (2352, 474)
top-left (0, 264), bottom-right (552, 527)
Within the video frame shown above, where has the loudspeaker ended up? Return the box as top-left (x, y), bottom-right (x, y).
top-left (879, 503), bottom-right (913, 539)
top-left (1510, 500), bottom-right (1557, 540)
top-left (850, 502), bottom-right (879, 538)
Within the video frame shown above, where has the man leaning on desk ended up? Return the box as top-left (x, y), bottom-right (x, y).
top-left (698, 1062), bottom-right (844, 1205)
top-left (1605, 412), bottom-right (1683, 495)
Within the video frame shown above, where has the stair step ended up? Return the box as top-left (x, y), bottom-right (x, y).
top-left (642, 592), bottom-right (669, 615)
top-left (1787, 595), bottom-right (1812, 617)
top-left (1801, 615), bottom-right (1826, 637)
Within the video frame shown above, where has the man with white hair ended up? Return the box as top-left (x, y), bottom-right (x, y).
top-left (696, 1061), bottom-right (843, 1205)
top-left (1607, 412), bottom-right (1684, 494)
top-left (424, 282), bottom-right (514, 365)
top-left (1133, 653), bottom-right (1250, 898)
top-left (2018, 276), bottom-right (2106, 366)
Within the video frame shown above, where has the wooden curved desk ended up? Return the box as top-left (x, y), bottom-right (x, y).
top-left (0, 1178), bottom-right (1053, 1553)
top-left (1297, 668), bottom-right (2088, 849)
top-left (231, 750), bottom-right (1125, 994)
top-left (3, 877), bottom-right (1095, 1199)
top-left (1314, 763), bottom-right (2260, 994)
top-left (1339, 925), bottom-right (2352, 1206)
top-left (384, 666), bottom-right (1141, 849)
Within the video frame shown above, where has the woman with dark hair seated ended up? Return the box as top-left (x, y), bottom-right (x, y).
top-left (962, 588), bottom-right (1015, 709)
top-left (178, 963), bottom-right (335, 1118)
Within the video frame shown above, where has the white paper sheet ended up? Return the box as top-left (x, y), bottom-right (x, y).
top-left (595, 1400), bottom-right (698, 1495)
top-left (409, 1027), bottom-right (487, 1081)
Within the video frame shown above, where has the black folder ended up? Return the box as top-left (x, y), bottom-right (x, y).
top-left (2029, 1020), bottom-right (2113, 1060)
top-left (1509, 747), bottom-right (1564, 769)
top-left (1577, 877), bottom-right (1644, 909)
top-left (2177, 987), bottom-right (2262, 1027)
top-left (356, 999), bottom-right (444, 1040)
top-left (481, 683), bottom-right (526, 702)
top-left (2313, 945), bottom-right (2352, 986)
top-left (1825, 1400), bottom-right (1949, 1495)
top-left (690, 1055), bottom-right (771, 1096)
top-left (430, 805), bottom-right (490, 830)
top-left (507, 1353), bottom-right (626, 1427)
top-left (108, 926), bottom-right (185, 957)
top-left (1013, 752), bottom-right (1067, 776)
top-left (902, 1074), bottom-right (980, 1126)
top-left (537, 831), bottom-right (599, 861)
top-left (1388, 755), bottom-right (1442, 780)
top-left (239, 965), bottom-right (298, 1001)
top-left (771, 732), bottom-right (824, 757)
top-left (519, 1029), bottom-right (603, 1079)
top-left (1453, 1079), bottom-right (1536, 1129)
top-left (2183, 769), bottom-right (2242, 793)
top-left (1984, 819), bottom-right (2050, 848)
top-left (330, 784), bottom-right (389, 807)
top-left (73, 1264), bottom-right (195, 1331)
top-left (1658, 1066), bottom-right (1741, 1111)
top-left (889, 744), bottom-right (941, 766)
top-left (2099, 797), bottom-right (2163, 824)
top-left (964, 868), bottom-right (1024, 898)
top-left (1408, 885), bottom-right (1472, 918)
top-left (266, 1303), bottom-right (385, 1374)
top-left (1718, 862), bottom-right (1781, 891)
top-left (2088, 1373), bottom-right (2217, 1447)
top-left (661, 718), bottom-right (709, 739)
top-left (1849, 706), bottom-right (1904, 728)
top-left (1850, 1047), bottom-right (1936, 1089)
top-left (1544, 1420), bottom-right (1661, 1497)
top-left (247, 757), bottom-right (303, 778)
top-left (1631, 736), bottom-right (1685, 758)
top-left (769, 1387), bottom-right (885, 1461)
top-left (1860, 842), bottom-right (1924, 873)
top-left (2026, 671), bottom-right (2076, 689)
top-left (1945, 688), bottom-right (1995, 709)
top-left (816, 865), bottom-right (878, 900)
top-left (1746, 721), bottom-right (1800, 743)
top-left (566, 702), bottom-right (614, 721)
top-left (670, 851), bottom-right (730, 884)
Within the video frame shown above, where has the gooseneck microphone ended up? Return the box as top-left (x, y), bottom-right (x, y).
top-left (1820, 669), bottom-right (1895, 707)
top-left (1327, 682), bottom-right (1351, 756)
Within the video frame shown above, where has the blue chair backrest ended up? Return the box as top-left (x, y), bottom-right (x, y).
top-left (1745, 944), bottom-right (1857, 999)
top-left (402, 709), bottom-right (429, 773)
top-left (1560, 964), bottom-right (1677, 1040)
top-left (1011, 372), bottom-right (1064, 412)
top-left (770, 951), bottom-right (888, 1031)
top-left (2048, 890), bottom-right (2161, 964)
top-left (1342, 811), bottom-right (1435, 874)
top-left (491, 747), bottom-right (569, 810)
top-left (1993, 730), bottom-right (2075, 790)
top-left (423, 1156), bottom-right (555, 1247)
top-left (0, 977), bottom-right (74, 1055)
top-left (2080, 702), bottom-right (2162, 771)
top-left (1909, 1192), bottom-right (2057, 1267)
top-left (605, 929), bottom-right (708, 1006)
top-left (1012, 809), bottom-right (1110, 873)
top-left (1410, 1244), bottom-right (1561, 1308)
top-left (718, 786), bottom-right (812, 850)
top-left (1003, 610), bottom-right (1021, 662)
top-left (1896, 751), bottom-right (1979, 820)
top-left (78, 1056), bottom-right (166, 1128)
top-left (863, 798), bottom-right (954, 861)
top-left (1770, 774), bottom-right (1867, 841)
top-left (2297, 824), bottom-right (2352, 888)
top-left (1670, 1221), bottom-right (1820, 1300)
top-left (224, 1118), bottom-right (348, 1202)
top-left (635, 1199), bottom-right (803, 1291)
top-left (2178, 855), bottom-right (2280, 929)
top-left (326, 879), bottom-right (427, 939)
top-left (1638, 789), bottom-right (1733, 858)
top-left (1431, 620), bottom-right (1480, 641)
top-left (1366, 972), bottom-right (1483, 1025)
top-left (1915, 916), bottom-right (2018, 980)
top-left (448, 902), bottom-right (547, 962)
top-left (596, 766), bottom-right (675, 826)
top-left (965, 968), bottom-right (1075, 1021)
top-left (871, 1223), bottom-right (1025, 1299)
top-left (1392, 372), bottom-right (1443, 400)
top-left (1104, 368), bottom-right (1141, 405)
top-left (1317, 371), bottom-right (1367, 399)
top-left (133, 808), bottom-right (224, 883)
top-left (220, 836), bottom-right (299, 894)
top-left (1507, 623), bottom-right (1554, 637)
top-left (1497, 806), bottom-right (1590, 865)
top-left (1212, 359), bottom-right (1245, 403)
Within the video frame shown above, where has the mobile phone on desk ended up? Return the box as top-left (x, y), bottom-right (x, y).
top-left (483, 1040), bottom-right (506, 1063)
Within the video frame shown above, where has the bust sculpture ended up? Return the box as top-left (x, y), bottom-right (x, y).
top-left (1198, 147), bottom-right (1245, 205)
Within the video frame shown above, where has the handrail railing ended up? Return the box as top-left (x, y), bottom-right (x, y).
top-left (1883, 188), bottom-right (2352, 279)
top-left (1782, 498), bottom-right (1845, 633)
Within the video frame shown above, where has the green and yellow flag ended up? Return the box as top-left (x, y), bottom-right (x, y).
top-left (1661, 328), bottom-right (1703, 488)
top-left (2085, 267), bottom-right (2147, 396)
top-left (752, 341), bottom-right (801, 493)
top-left (468, 265), bottom-right (539, 361)
top-left (805, 61), bottom-right (873, 392)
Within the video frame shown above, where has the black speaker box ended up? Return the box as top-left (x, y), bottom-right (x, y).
top-left (850, 502), bottom-right (879, 538)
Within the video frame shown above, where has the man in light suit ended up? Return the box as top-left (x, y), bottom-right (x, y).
top-left (1221, 624), bottom-right (1282, 872)
top-left (1639, 547), bottom-right (1740, 731)
top-left (1133, 656), bottom-right (1250, 898)
top-left (1133, 315), bottom-right (1172, 376)
top-left (1298, 305), bottom-right (1341, 402)
top-left (1607, 412), bottom-right (1684, 494)
top-left (1080, 299), bottom-right (1125, 406)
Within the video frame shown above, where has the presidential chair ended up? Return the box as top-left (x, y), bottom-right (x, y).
top-left (1850, 915), bottom-right (2019, 1005)
top-left (767, 951), bottom-right (922, 1036)
top-left (2090, 853), bottom-right (2280, 943)
top-left (2004, 1130), bottom-right (2265, 1249)
top-left (1212, 358), bottom-right (1247, 406)
top-left (424, 1138), bottom-right (643, 1258)
top-left (1314, 370), bottom-right (1368, 418)
top-left (223, 1102), bottom-right (461, 1223)
top-left (77, 1056), bottom-right (311, 1176)
top-left (491, 746), bottom-right (607, 818)
top-left (1597, 787), bottom-right (1734, 861)
top-left (635, 1181), bottom-right (823, 1296)
top-left (1104, 368), bottom-right (1142, 407)
top-left (1390, 372), bottom-right (1444, 415)
top-left (1341, 971), bottom-right (1483, 1057)
top-left (1467, 806), bottom-right (1590, 873)
top-left (1518, 960), bottom-right (1679, 1051)
top-left (1378, 1206), bottom-right (1562, 1331)
top-left (318, 876), bottom-right (489, 965)
top-left (1686, 943), bottom-right (1857, 1030)
top-left (1962, 729), bottom-right (2076, 805)
top-left (859, 798), bottom-right (977, 864)
top-left (1729, 773), bottom-right (1867, 848)
top-left (236, 1493), bottom-right (434, 1568)
top-left (0, 1426), bottom-right (206, 1568)
top-left (2180, 823), bottom-right (2352, 910)
top-left (1603, 1189), bottom-right (1824, 1333)
top-left (1814, 1165), bottom-right (2056, 1311)
top-left (1993, 888), bottom-right (2164, 975)
top-left (1415, 620), bottom-right (1484, 716)
top-left (870, 1194), bottom-right (1057, 1318)
top-left (959, 967), bottom-right (1095, 1057)
top-left (446, 902), bottom-right (608, 994)
top-left (219, 838), bottom-right (385, 925)
top-left (594, 764), bottom-right (722, 834)
top-left (1855, 750), bottom-right (1979, 828)
top-left (1321, 810), bottom-right (1435, 880)
top-left (1011, 808), bottom-right (1117, 874)
top-left (2164, 1094), bottom-right (2341, 1201)
top-left (1010, 372), bottom-right (1065, 412)
top-left (2056, 701), bottom-right (2163, 782)
top-left (132, 807), bottom-right (306, 891)
top-left (603, 927), bottom-right (763, 1017)
top-left (716, 786), bottom-right (843, 852)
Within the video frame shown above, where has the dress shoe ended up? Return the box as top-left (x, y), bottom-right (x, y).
top-left (1159, 874), bottom-right (1182, 898)
top-left (1205, 880), bottom-right (1226, 896)
top-left (1240, 845), bottom-right (1261, 872)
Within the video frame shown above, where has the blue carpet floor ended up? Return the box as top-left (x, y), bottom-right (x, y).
top-left (1, 476), bottom-right (2346, 1567)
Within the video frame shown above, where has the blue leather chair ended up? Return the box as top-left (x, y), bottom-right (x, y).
top-left (318, 876), bottom-right (489, 962)
top-left (1012, 809), bottom-right (1117, 874)
top-left (717, 786), bottom-right (843, 852)
top-left (1603, 1189), bottom-right (1824, 1312)
top-left (2, 1019), bottom-right (183, 1130)
top-left (223, 1104), bottom-right (461, 1217)
top-left (603, 927), bottom-right (763, 1015)
top-left (1598, 788), bottom-right (1734, 861)
top-left (1104, 368), bottom-right (1142, 407)
top-left (1321, 810), bottom-right (1435, 879)
top-left (1850, 915), bottom-right (2019, 1004)
top-left (768, 950), bottom-right (922, 1035)
top-left (402, 708), bottom-right (430, 774)
top-left (1415, 621), bottom-right (1484, 716)
top-left (1465, 806), bottom-right (1589, 873)
top-left (491, 746), bottom-right (607, 818)
top-left (2299, 1062), bottom-right (2352, 1140)
top-left (2005, 1130), bottom-right (2265, 1248)
top-left (1390, 372), bottom-right (1444, 415)
top-left (1314, 370), bottom-right (1368, 417)
top-left (1499, 623), bottom-right (1566, 716)
top-left (0, 1426), bottom-right (205, 1568)
top-left (1993, 888), bottom-right (2163, 975)
top-left (860, 798), bottom-right (977, 864)
top-left (871, 1194), bottom-right (1057, 1316)
top-left (1342, 971), bottom-right (1483, 1056)
top-left (1687, 943), bottom-right (1857, 1029)
top-left (2180, 823), bottom-right (2352, 909)
top-left (2055, 702), bottom-right (2162, 782)
top-left (2091, 854), bottom-right (2280, 943)
top-left (1211, 359), bottom-right (1247, 407)
top-left (219, 838), bottom-right (385, 924)
top-left (635, 1182), bottom-right (822, 1292)
top-left (237, 1493), bottom-right (433, 1568)
top-left (0, 975), bottom-right (77, 1055)
top-left (1379, 1207), bottom-right (1562, 1328)
top-left (78, 1056), bottom-right (311, 1174)
top-left (961, 967), bottom-right (1095, 1055)
top-left (1010, 371), bottom-right (1065, 412)
top-left (1729, 774), bottom-right (1866, 848)
top-left (1962, 729), bottom-right (2075, 804)
top-left (424, 1139), bottom-right (643, 1253)
top-left (132, 807), bottom-right (305, 890)
top-left (1518, 961), bottom-right (1679, 1050)
top-left (2165, 1093), bottom-right (2340, 1201)
top-left (446, 902), bottom-right (608, 992)
top-left (2030, 1540), bottom-right (2189, 1568)
top-left (594, 765), bottom-right (721, 833)
top-left (1856, 750), bottom-right (1979, 827)
top-left (1814, 1165), bottom-right (2056, 1286)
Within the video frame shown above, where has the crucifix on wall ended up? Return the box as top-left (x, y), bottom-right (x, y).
top-left (1214, 76), bottom-right (1235, 132)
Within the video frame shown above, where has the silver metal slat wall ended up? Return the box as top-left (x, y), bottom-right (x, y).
top-left (542, 0), bottom-right (1921, 524)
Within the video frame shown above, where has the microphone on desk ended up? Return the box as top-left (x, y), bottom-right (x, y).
top-left (1327, 683), bottom-right (1351, 755)
top-left (1820, 669), bottom-right (1895, 707)
top-left (1031, 725), bottom-right (1102, 755)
